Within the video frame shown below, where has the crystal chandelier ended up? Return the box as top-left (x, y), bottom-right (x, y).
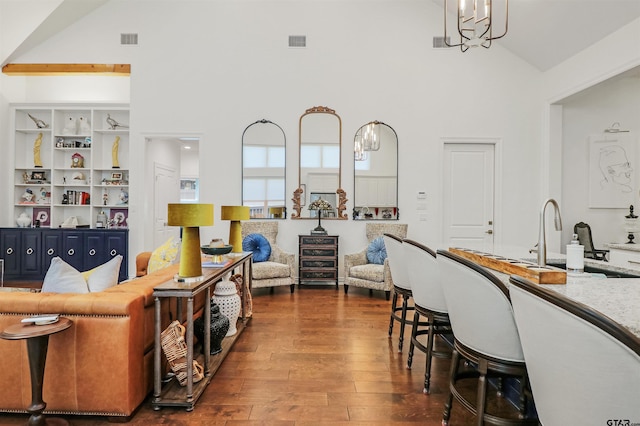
top-left (444, 0), bottom-right (508, 52)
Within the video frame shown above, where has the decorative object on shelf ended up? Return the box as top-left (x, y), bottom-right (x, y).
top-left (106, 114), bottom-right (128, 130)
top-left (443, 0), bottom-right (509, 52)
top-left (211, 275), bottom-right (242, 336)
top-left (72, 171), bottom-right (85, 184)
top-left (61, 193), bottom-right (69, 205)
top-left (102, 191), bottom-right (108, 206)
top-left (30, 171), bottom-right (46, 183)
top-left (60, 216), bottom-right (79, 229)
top-left (78, 115), bottom-right (90, 134)
top-left (201, 241), bottom-right (233, 263)
top-left (112, 136), bottom-right (120, 168)
top-left (221, 206), bottom-right (250, 253)
top-left (308, 198), bottom-right (332, 235)
top-left (160, 320), bottom-right (205, 387)
top-left (96, 210), bottom-right (107, 228)
top-left (16, 212), bottom-right (31, 228)
top-left (33, 207), bottom-right (50, 227)
top-left (33, 132), bottom-right (43, 168)
top-left (22, 171), bottom-right (29, 184)
top-left (194, 301), bottom-right (230, 355)
top-left (62, 116), bottom-right (76, 135)
top-left (604, 122), bottom-right (630, 133)
top-left (231, 273), bottom-right (252, 318)
top-left (167, 203), bottom-right (214, 281)
top-left (109, 208), bottom-right (128, 229)
top-left (119, 189), bottom-right (129, 205)
top-left (70, 152), bottom-right (84, 168)
top-left (20, 188), bottom-right (35, 204)
top-left (625, 205), bottom-right (639, 244)
top-left (28, 113), bottom-right (48, 129)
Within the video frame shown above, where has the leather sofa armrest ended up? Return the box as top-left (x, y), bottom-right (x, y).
top-left (136, 251), bottom-right (152, 277)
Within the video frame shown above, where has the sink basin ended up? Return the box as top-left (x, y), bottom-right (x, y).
top-left (544, 261), bottom-right (640, 278)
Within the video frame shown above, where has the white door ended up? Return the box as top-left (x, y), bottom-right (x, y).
top-left (443, 143), bottom-right (495, 251)
top-left (154, 162), bottom-right (180, 248)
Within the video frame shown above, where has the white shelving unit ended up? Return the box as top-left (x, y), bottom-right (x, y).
top-left (12, 104), bottom-right (130, 229)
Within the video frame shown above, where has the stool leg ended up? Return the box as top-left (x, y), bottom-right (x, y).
top-left (407, 310), bottom-right (419, 369)
top-left (424, 314), bottom-right (436, 394)
top-left (388, 291), bottom-right (399, 337)
top-left (476, 359), bottom-right (488, 426)
top-left (398, 293), bottom-right (409, 352)
top-left (442, 348), bottom-right (460, 426)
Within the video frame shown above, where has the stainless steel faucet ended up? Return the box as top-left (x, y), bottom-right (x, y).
top-left (538, 198), bottom-right (563, 266)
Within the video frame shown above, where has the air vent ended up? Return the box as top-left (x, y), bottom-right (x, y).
top-left (289, 35), bottom-right (306, 48)
top-left (120, 33), bottom-right (139, 45)
top-left (432, 36), bottom-right (450, 49)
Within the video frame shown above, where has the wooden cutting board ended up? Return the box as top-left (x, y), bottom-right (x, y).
top-left (448, 247), bottom-right (567, 284)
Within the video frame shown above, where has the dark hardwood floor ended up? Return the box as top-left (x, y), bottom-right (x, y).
top-left (0, 285), bottom-right (529, 425)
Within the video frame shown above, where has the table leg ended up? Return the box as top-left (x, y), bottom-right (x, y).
top-left (26, 335), bottom-right (48, 426)
top-left (185, 296), bottom-right (194, 408)
top-left (153, 297), bottom-right (161, 408)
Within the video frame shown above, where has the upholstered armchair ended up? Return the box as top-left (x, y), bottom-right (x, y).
top-left (344, 223), bottom-right (408, 300)
top-left (241, 221), bottom-right (296, 293)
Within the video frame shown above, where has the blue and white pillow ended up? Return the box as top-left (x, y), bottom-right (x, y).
top-left (367, 236), bottom-right (387, 265)
top-left (242, 233), bottom-right (272, 263)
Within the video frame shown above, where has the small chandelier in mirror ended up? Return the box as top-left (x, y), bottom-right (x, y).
top-left (444, 0), bottom-right (508, 52)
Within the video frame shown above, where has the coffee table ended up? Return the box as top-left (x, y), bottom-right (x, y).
top-left (0, 317), bottom-right (72, 426)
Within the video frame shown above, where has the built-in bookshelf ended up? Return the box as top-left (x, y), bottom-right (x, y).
top-left (12, 104), bottom-right (130, 229)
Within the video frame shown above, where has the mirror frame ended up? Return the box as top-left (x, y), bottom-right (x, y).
top-left (241, 118), bottom-right (287, 219)
top-left (292, 106), bottom-right (348, 219)
top-left (352, 120), bottom-right (399, 220)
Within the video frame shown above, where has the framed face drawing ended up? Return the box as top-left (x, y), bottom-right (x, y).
top-left (589, 133), bottom-right (636, 208)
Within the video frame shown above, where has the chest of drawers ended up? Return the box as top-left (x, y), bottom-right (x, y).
top-left (298, 235), bottom-right (338, 288)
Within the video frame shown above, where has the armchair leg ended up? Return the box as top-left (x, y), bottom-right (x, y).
top-left (385, 291), bottom-right (390, 301)
top-left (344, 284), bottom-right (349, 294)
top-left (290, 284), bottom-right (295, 294)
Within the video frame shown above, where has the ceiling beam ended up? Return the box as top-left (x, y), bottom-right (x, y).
top-left (2, 63), bottom-right (130, 76)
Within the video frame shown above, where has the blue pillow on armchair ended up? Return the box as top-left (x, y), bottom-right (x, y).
top-left (367, 236), bottom-right (387, 265)
top-left (242, 233), bottom-right (272, 263)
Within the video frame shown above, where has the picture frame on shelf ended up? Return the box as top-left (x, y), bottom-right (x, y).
top-left (30, 171), bottom-right (46, 181)
top-left (111, 172), bottom-right (123, 181)
top-left (32, 207), bottom-right (50, 228)
top-left (109, 208), bottom-right (128, 229)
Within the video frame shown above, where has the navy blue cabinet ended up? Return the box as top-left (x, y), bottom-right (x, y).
top-left (0, 228), bottom-right (128, 282)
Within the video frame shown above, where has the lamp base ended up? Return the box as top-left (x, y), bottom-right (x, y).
top-left (174, 274), bottom-right (205, 283)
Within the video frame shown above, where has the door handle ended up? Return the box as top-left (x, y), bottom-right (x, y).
top-left (486, 230), bottom-right (493, 234)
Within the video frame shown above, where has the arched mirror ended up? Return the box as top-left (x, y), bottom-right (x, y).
top-left (242, 119), bottom-right (287, 219)
top-left (292, 106), bottom-right (347, 219)
top-left (353, 121), bottom-right (398, 220)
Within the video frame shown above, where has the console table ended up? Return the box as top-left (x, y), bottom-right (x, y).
top-left (152, 253), bottom-right (252, 411)
top-left (298, 235), bottom-right (339, 288)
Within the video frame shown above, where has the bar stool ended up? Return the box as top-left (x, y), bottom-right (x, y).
top-left (404, 239), bottom-right (452, 394)
top-left (384, 233), bottom-right (413, 352)
top-left (437, 249), bottom-right (538, 426)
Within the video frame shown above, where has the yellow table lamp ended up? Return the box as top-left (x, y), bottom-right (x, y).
top-left (168, 203), bottom-right (214, 280)
top-left (221, 206), bottom-right (250, 253)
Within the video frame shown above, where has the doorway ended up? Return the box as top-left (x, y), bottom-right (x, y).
top-left (442, 141), bottom-right (498, 251)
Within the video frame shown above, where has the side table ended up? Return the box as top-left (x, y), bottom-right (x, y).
top-left (0, 317), bottom-right (72, 426)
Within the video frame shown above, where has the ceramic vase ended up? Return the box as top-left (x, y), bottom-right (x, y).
top-left (16, 213), bottom-right (31, 228)
top-left (194, 302), bottom-right (230, 355)
top-left (212, 279), bottom-right (242, 336)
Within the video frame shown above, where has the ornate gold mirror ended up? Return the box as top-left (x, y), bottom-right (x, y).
top-left (353, 121), bottom-right (398, 220)
top-left (242, 119), bottom-right (287, 219)
top-left (292, 106), bottom-right (347, 219)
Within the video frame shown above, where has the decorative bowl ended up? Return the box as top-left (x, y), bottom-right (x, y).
top-left (201, 245), bottom-right (233, 256)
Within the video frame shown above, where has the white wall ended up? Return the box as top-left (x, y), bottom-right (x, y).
top-left (1, 0), bottom-right (549, 278)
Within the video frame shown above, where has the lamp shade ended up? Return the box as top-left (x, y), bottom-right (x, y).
top-left (221, 206), bottom-right (250, 221)
top-left (167, 203), bottom-right (214, 280)
top-left (221, 206), bottom-right (250, 253)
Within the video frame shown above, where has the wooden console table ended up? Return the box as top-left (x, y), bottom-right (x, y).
top-left (152, 253), bottom-right (252, 411)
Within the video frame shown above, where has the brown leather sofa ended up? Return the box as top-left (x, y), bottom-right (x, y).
top-left (0, 263), bottom-right (205, 420)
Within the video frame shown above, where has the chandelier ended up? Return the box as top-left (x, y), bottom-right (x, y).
top-left (444, 0), bottom-right (509, 52)
top-left (354, 121), bottom-right (382, 161)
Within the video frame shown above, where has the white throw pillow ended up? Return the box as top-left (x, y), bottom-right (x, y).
top-left (41, 257), bottom-right (90, 294)
top-left (82, 255), bottom-right (123, 292)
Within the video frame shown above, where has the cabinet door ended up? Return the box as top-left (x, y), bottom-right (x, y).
top-left (105, 230), bottom-right (128, 281)
top-left (42, 230), bottom-right (62, 274)
top-left (62, 231), bottom-right (84, 271)
top-left (0, 230), bottom-right (21, 277)
top-left (84, 232), bottom-right (106, 271)
top-left (20, 230), bottom-right (41, 276)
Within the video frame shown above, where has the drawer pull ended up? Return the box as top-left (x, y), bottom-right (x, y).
top-left (89, 248), bottom-right (96, 256)
top-left (68, 249), bottom-right (75, 256)
top-left (110, 249), bottom-right (117, 256)
top-left (26, 248), bottom-right (34, 255)
top-left (6, 248), bottom-right (13, 255)
top-left (47, 248), bottom-right (55, 256)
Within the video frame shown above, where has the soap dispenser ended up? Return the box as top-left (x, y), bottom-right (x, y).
top-left (566, 233), bottom-right (584, 274)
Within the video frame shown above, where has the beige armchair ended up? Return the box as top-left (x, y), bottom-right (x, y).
top-left (241, 221), bottom-right (296, 293)
top-left (344, 223), bottom-right (408, 300)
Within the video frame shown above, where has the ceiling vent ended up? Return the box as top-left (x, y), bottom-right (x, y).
top-left (432, 36), bottom-right (451, 49)
top-left (289, 35), bottom-right (306, 48)
top-left (120, 33), bottom-right (139, 45)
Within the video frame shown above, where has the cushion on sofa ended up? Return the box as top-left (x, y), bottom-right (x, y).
top-left (252, 261), bottom-right (291, 280)
top-left (349, 263), bottom-right (385, 282)
top-left (82, 255), bottom-right (123, 292)
top-left (366, 236), bottom-right (387, 265)
top-left (42, 257), bottom-right (90, 293)
top-left (148, 237), bottom-right (181, 274)
top-left (242, 233), bottom-right (271, 263)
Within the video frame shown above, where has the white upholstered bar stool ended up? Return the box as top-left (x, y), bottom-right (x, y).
top-left (510, 275), bottom-right (640, 426)
top-left (384, 233), bottom-right (413, 352)
top-left (437, 249), bottom-right (538, 426)
top-left (404, 239), bottom-right (452, 394)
